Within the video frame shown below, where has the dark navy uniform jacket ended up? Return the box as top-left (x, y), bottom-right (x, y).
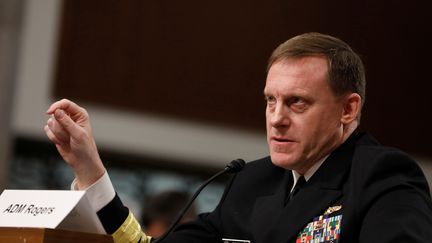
top-left (99, 132), bottom-right (432, 243)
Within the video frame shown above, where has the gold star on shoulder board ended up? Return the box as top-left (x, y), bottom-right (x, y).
top-left (324, 205), bottom-right (342, 215)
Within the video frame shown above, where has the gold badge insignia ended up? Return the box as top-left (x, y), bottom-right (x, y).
top-left (324, 205), bottom-right (342, 215)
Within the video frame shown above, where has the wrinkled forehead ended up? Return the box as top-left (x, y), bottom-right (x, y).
top-left (266, 56), bottom-right (330, 82)
top-left (268, 53), bottom-right (330, 73)
top-left (264, 57), bottom-right (332, 96)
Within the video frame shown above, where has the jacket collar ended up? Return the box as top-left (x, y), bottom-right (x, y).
top-left (250, 132), bottom-right (371, 243)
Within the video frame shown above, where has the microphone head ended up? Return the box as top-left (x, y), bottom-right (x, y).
top-left (225, 159), bottom-right (246, 173)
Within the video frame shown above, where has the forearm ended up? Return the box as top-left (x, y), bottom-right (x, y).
top-left (72, 171), bottom-right (151, 242)
top-left (98, 194), bottom-right (151, 243)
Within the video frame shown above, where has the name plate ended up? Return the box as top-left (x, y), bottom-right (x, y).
top-left (0, 190), bottom-right (105, 234)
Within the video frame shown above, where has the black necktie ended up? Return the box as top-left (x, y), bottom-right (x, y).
top-left (285, 176), bottom-right (306, 205)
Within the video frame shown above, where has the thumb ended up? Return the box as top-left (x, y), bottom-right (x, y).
top-left (54, 109), bottom-right (82, 138)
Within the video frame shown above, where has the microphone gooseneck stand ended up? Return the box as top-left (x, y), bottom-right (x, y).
top-left (152, 159), bottom-right (246, 243)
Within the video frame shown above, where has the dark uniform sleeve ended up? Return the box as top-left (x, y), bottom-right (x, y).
top-left (97, 174), bottom-right (238, 243)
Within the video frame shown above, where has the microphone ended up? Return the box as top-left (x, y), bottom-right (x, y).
top-left (153, 159), bottom-right (246, 243)
top-left (224, 159), bottom-right (246, 173)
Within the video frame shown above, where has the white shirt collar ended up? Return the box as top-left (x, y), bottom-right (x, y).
top-left (291, 154), bottom-right (330, 191)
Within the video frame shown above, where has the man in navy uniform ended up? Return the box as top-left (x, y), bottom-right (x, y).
top-left (44, 32), bottom-right (432, 242)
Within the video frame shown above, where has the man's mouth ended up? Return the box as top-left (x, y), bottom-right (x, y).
top-left (271, 136), bottom-right (294, 143)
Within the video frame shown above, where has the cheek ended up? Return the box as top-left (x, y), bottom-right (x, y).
top-left (265, 107), bottom-right (271, 121)
top-left (292, 114), bottom-right (330, 144)
top-left (265, 111), bottom-right (272, 132)
top-left (307, 114), bottom-right (342, 147)
top-left (320, 110), bottom-right (343, 131)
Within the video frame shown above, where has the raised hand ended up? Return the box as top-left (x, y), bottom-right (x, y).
top-left (44, 99), bottom-right (105, 190)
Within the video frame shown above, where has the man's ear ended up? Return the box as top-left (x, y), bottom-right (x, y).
top-left (341, 93), bottom-right (361, 124)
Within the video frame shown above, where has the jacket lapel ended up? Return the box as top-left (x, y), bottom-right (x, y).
top-left (250, 132), bottom-right (361, 243)
top-left (250, 176), bottom-right (343, 243)
top-left (249, 171), bottom-right (293, 243)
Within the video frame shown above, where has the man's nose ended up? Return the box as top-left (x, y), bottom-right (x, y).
top-left (270, 104), bottom-right (290, 127)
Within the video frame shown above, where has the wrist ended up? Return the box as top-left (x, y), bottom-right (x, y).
top-left (74, 163), bottom-right (106, 190)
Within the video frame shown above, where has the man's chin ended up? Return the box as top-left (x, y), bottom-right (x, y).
top-left (270, 153), bottom-right (297, 170)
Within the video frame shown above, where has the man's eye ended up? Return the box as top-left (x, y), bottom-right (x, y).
top-left (290, 97), bottom-right (307, 111)
top-left (289, 96), bottom-right (307, 104)
top-left (292, 97), bottom-right (304, 104)
top-left (265, 96), bottom-right (276, 104)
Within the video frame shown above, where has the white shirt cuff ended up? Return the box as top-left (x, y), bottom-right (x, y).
top-left (70, 171), bottom-right (116, 212)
